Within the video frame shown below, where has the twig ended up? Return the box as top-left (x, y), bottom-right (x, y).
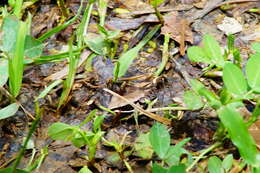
top-left (103, 88), bottom-right (171, 125)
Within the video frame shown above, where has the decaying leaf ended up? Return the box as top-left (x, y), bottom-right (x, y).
top-left (161, 12), bottom-right (193, 55)
top-left (108, 89), bottom-right (145, 109)
top-left (249, 120), bottom-right (260, 149)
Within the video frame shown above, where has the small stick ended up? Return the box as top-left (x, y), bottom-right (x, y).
top-left (103, 88), bottom-right (171, 125)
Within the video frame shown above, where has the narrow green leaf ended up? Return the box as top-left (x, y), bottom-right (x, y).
top-left (35, 80), bottom-right (63, 101)
top-left (116, 25), bottom-right (161, 77)
top-left (9, 20), bottom-right (27, 97)
top-left (246, 53), bottom-right (260, 92)
top-left (0, 59), bottom-right (8, 87)
top-left (218, 106), bottom-right (260, 166)
top-left (0, 103), bottom-right (19, 120)
top-left (93, 115), bottom-right (105, 133)
top-left (203, 34), bottom-right (224, 66)
top-left (183, 90), bottom-right (203, 110)
top-left (222, 154), bottom-right (233, 172)
top-left (223, 63), bottom-right (247, 95)
top-left (0, 168), bottom-right (29, 173)
top-left (149, 122), bottom-right (170, 159)
top-left (152, 163), bottom-right (168, 173)
top-left (208, 156), bottom-right (224, 173)
top-left (168, 164), bottom-right (186, 173)
top-left (187, 46), bottom-right (210, 63)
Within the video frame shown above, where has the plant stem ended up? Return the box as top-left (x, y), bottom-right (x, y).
top-left (186, 142), bottom-right (222, 172)
top-left (154, 6), bottom-right (164, 24)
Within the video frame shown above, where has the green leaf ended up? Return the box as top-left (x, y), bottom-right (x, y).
top-left (252, 42), bottom-right (260, 53)
top-left (187, 46), bottom-right (210, 63)
top-left (218, 106), bottom-right (260, 166)
top-left (24, 35), bottom-right (43, 58)
top-left (208, 156), bottom-right (224, 173)
top-left (168, 164), bottom-right (186, 173)
top-left (0, 103), bottom-right (20, 120)
top-left (134, 133), bottom-right (153, 159)
top-left (1, 16), bottom-right (19, 52)
top-left (190, 79), bottom-right (205, 93)
top-left (222, 154), bottom-right (233, 172)
top-left (0, 59), bottom-right (8, 87)
top-left (0, 168), bottom-right (29, 173)
top-left (8, 20), bottom-right (27, 97)
top-left (78, 166), bottom-right (93, 173)
top-left (183, 90), bottom-right (204, 110)
top-left (35, 80), bottom-right (63, 101)
top-left (84, 34), bottom-right (108, 55)
top-left (223, 63), bottom-right (247, 95)
top-left (152, 163), bottom-right (168, 173)
top-left (246, 53), bottom-right (260, 92)
top-left (203, 34), bottom-right (224, 66)
top-left (149, 0), bottom-right (165, 7)
top-left (48, 122), bottom-right (75, 141)
top-left (149, 122), bottom-right (170, 159)
top-left (165, 138), bottom-right (190, 166)
top-left (116, 24), bottom-right (160, 77)
top-left (93, 115), bottom-right (105, 133)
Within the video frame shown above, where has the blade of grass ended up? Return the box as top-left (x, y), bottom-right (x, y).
top-left (37, 0), bottom-right (84, 42)
top-left (155, 32), bottom-right (170, 76)
top-left (9, 20), bottom-right (27, 98)
top-left (98, 0), bottom-right (108, 26)
top-left (35, 79), bottom-right (63, 101)
top-left (116, 24), bottom-right (161, 78)
top-left (57, 36), bottom-right (77, 109)
top-left (11, 102), bottom-right (42, 172)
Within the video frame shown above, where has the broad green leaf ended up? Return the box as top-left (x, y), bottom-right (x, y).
top-left (48, 122), bottom-right (75, 141)
top-left (165, 138), bottom-right (190, 166)
top-left (208, 156), bottom-right (224, 173)
top-left (222, 154), bottom-right (233, 172)
top-left (252, 42), bottom-right (260, 53)
top-left (152, 163), bottom-right (167, 173)
top-left (246, 53), bottom-right (260, 92)
top-left (24, 35), bottom-right (43, 58)
top-left (183, 90), bottom-right (203, 110)
top-left (0, 59), bottom-right (8, 87)
top-left (220, 88), bottom-right (232, 104)
top-left (203, 34), bottom-right (224, 66)
top-left (116, 25), bottom-right (160, 77)
top-left (134, 133), bottom-right (153, 159)
top-left (149, 122), bottom-right (170, 159)
top-left (187, 46), bottom-right (210, 63)
top-left (1, 16), bottom-right (19, 52)
top-left (9, 20), bottom-right (27, 97)
top-left (84, 34), bottom-right (108, 55)
top-left (78, 166), bottom-right (93, 173)
top-left (218, 106), bottom-right (260, 166)
top-left (0, 103), bottom-right (19, 120)
top-left (190, 79), bottom-right (205, 93)
top-left (223, 63), bottom-right (247, 95)
top-left (168, 164), bottom-right (186, 173)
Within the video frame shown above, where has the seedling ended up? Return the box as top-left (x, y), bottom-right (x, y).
top-left (149, 122), bottom-right (192, 173)
top-left (48, 110), bottom-right (105, 162)
top-left (184, 37), bottom-right (260, 169)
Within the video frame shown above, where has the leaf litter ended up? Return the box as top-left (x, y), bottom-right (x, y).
top-left (0, 0), bottom-right (260, 172)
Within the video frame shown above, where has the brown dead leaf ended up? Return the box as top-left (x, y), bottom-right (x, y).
top-left (161, 12), bottom-right (193, 56)
top-left (108, 89), bottom-right (145, 109)
top-left (249, 120), bottom-right (260, 149)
